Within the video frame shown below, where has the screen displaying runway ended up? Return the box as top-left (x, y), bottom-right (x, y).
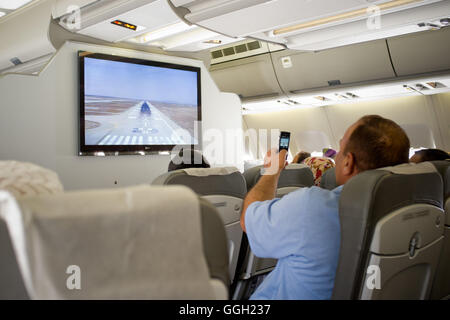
top-left (83, 56), bottom-right (199, 146)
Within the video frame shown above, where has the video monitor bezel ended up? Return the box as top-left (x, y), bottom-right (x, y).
top-left (78, 51), bottom-right (202, 156)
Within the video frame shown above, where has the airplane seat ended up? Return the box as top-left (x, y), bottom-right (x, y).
top-left (320, 167), bottom-right (338, 190)
top-left (152, 167), bottom-right (247, 283)
top-left (332, 162), bottom-right (445, 300)
top-left (244, 164), bottom-right (314, 197)
top-left (0, 219), bottom-right (29, 299)
top-left (430, 160), bottom-right (450, 300)
top-left (0, 185), bottom-right (229, 299)
top-left (234, 164), bottom-right (314, 299)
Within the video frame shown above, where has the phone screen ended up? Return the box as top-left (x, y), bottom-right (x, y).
top-left (279, 132), bottom-right (291, 152)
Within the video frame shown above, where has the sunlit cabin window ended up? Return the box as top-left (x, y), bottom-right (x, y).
top-left (409, 147), bottom-right (427, 159)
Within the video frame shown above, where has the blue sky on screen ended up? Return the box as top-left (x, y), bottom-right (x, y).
top-left (84, 57), bottom-right (198, 105)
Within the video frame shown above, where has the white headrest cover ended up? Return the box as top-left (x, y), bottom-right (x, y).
top-left (0, 161), bottom-right (63, 198)
top-left (0, 185), bottom-right (214, 299)
top-left (285, 163), bottom-right (309, 170)
top-left (184, 167), bottom-right (240, 177)
top-left (378, 162), bottom-right (437, 175)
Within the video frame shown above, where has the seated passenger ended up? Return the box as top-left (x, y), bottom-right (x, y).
top-left (323, 148), bottom-right (337, 159)
top-left (303, 156), bottom-right (335, 186)
top-left (292, 151), bottom-right (311, 164)
top-left (240, 115), bottom-right (410, 300)
top-left (168, 148), bottom-right (211, 172)
top-left (410, 148), bottom-right (450, 163)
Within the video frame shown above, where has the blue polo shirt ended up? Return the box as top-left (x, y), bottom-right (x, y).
top-left (245, 186), bottom-right (343, 300)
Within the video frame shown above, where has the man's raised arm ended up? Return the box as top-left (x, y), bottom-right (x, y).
top-left (240, 149), bottom-right (288, 233)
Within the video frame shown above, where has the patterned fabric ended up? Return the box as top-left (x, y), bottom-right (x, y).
top-left (303, 157), bottom-right (336, 186)
top-left (0, 161), bottom-right (64, 198)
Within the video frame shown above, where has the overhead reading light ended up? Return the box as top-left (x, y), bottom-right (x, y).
top-left (0, 0), bottom-right (33, 10)
top-left (203, 39), bottom-right (222, 44)
top-left (111, 20), bottom-right (138, 31)
top-left (136, 22), bottom-right (196, 43)
top-left (271, 0), bottom-right (424, 36)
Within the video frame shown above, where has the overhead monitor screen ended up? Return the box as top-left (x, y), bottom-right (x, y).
top-left (79, 52), bottom-right (201, 155)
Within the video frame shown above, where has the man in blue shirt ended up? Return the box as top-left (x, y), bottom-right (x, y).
top-left (240, 115), bottom-right (410, 300)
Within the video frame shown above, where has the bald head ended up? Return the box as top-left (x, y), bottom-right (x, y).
top-left (346, 115), bottom-right (410, 172)
top-left (335, 115), bottom-right (410, 185)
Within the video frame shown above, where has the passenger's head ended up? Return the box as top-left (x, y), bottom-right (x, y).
top-left (410, 149), bottom-right (450, 163)
top-left (292, 151), bottom-right (311, 164)
top-left (168, 148), bottom-right (211, 172)
top-left (323, 148), bottom-right (337, 159)
top-left (335, 115), bottom-right (410, 186)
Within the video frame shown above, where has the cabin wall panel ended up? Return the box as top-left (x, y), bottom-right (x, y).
top-left (325, 95), bottom-right (443, 147)
top-left (0, 42), bottom-right (243, 190)
top-left (429, 92), bottom-right (450, 151)
top-left (244, 93), bottom-right (450, 159)
top-left (244, 106), bottom-right (337, 159)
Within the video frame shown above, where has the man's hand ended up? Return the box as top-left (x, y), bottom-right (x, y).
top-left (263, 149), bottom-right (288, 176)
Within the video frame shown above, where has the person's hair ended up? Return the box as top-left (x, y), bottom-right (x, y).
top-left (295, 151), bottom-right (311, 164)
top-left (413, 149), bottom-right (450, 162)
top-left (168, 148), bottom-right (211, 172)
top-left (344, 115), bottom-right (410, 172)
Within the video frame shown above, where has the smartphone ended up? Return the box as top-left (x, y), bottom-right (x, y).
top-left (279, 131), bottom-right (291, 152)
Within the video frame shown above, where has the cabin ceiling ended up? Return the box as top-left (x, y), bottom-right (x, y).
top-left (1, 0), bottom-right (450, 82)
top-left (0, 0), bottom-right (35, 18)
top-left (45, 0), bottom-right (450, 52)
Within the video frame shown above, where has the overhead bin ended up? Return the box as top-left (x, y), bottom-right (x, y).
top-left (54, 0), bottom-right (182, 43)
top-left (0, 0), bottom-right (56, 73)
top-left (271, 40), bottom-right (396, 93)
top-left (170, 0), bottom-right (450, 51)
top-left (388, 27), bottom-right (450, 77)
top-left (209, 53), bottom-right (284, 100)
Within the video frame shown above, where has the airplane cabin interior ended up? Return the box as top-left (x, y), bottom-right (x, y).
top-left (0, 0), bottom-right (449, 302)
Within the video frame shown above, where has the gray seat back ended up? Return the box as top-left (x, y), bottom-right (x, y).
top-left (244, 164), bottom-right (314, 196)
top-left (320, 167), bottom-right (338, 190)
top-left (430, 160), bottom-right (450, 300)
top-left (1, 186), bottom-right (229, 299)
top-left (332, 163), bottom-right (444, 300)
top-left (0, 220), bottom-right (29, 299)
top-left (153, 167), bottom-right (246, 283)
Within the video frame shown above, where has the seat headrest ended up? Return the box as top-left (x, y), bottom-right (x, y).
top-left (377, 162), bottom-right (438, 175)
top-left (0, 161), bottom-right (63, 198)
top-left (183, 167), bottom-right (240, 177)
top-left (320, 167), bottom-right (338, 190)
top-left (333, 162), bottom-right (443, 300)
top-left (243, 165), bottom-right (314, 190)
top-left (153, 167), bottom-right (246, 199)
top-left (431, 160), bottom-right (450, 199)
top-left (0, 185), bottom-right (216, 299)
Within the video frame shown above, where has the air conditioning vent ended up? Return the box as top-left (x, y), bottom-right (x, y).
top-left (210, 40), bottom-right (284, 65)
top-left (223, 47), bottom-right (235, 56)
top-left (247, 41), bottom-right (261, 50)
top-left (211, 50), bottom-right (223, 59)
top-left (235, 44), bottom-right (248, 54)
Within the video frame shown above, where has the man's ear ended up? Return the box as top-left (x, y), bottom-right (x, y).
top-left (343, 152), bottom-right (358, 176)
